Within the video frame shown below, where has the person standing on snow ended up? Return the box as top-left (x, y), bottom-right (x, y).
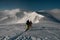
top-left (25, 20), bottom-right (32, 31)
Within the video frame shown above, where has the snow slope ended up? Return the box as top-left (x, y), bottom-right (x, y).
top-left (0, 9), bottom-right (60, 40)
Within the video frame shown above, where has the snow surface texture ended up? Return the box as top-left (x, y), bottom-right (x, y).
top-left (0, 9), bottom-right (60, 40)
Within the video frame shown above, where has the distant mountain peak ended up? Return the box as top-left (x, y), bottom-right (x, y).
top-left (17, 12), bottom-right (44, 23)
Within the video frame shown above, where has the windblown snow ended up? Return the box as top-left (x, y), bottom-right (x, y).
top-left (0, 9), bottom-right (60, 40)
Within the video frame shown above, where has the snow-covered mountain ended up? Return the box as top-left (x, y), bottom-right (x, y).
top-left (0, 9), bottom-right (44, 25)
top-left (0, 9), bottom-right (60, 24)
top-left (0, 9), bottom-right (60, 40)
top-left (17, 12), bottom-right (44, 23)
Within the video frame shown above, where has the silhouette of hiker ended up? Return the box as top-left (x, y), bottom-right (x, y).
top-left (25, 20), bottom-right (32, 31)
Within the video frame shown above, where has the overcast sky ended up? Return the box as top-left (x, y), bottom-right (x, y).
top-left (0, 0), bottom-right (60, 11)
